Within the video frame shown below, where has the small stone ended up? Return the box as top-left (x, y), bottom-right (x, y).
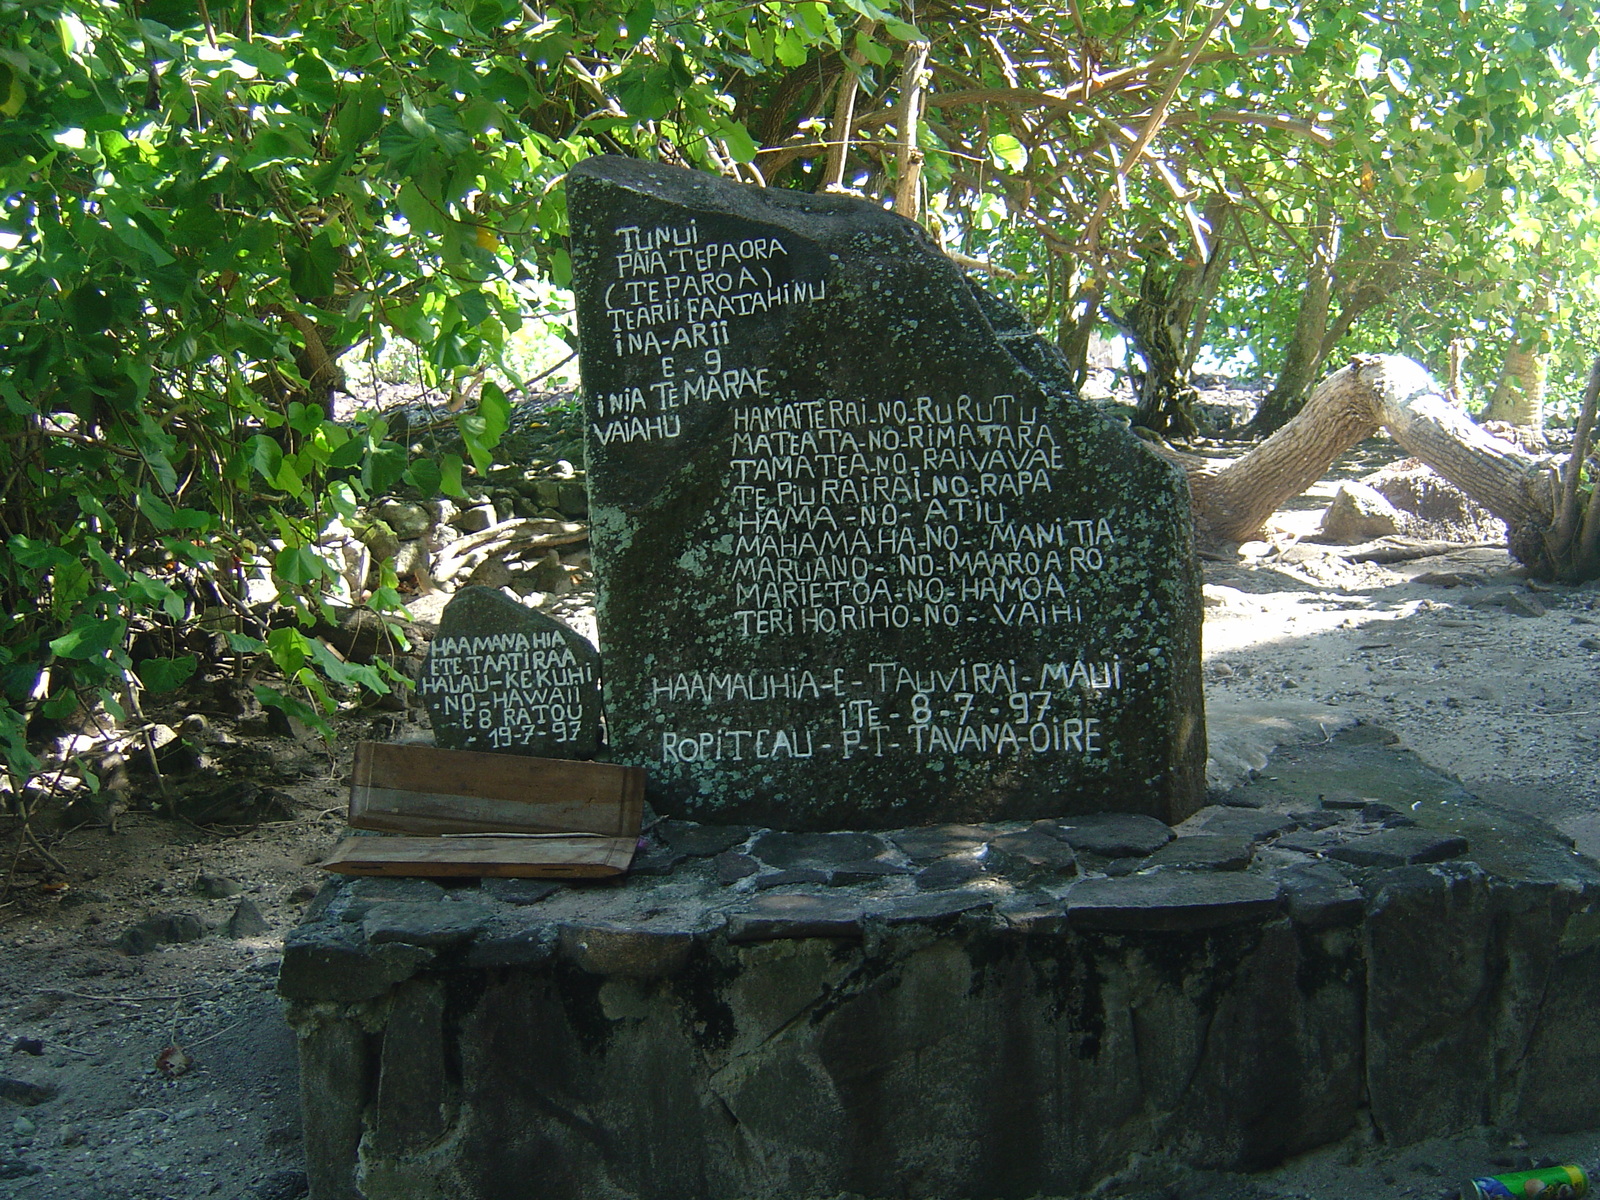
top-left (727, 894), bottom-right (863, 942)
top-left (1360, 802), bottom-right (1401, 821)
top-left (1328, 828), bottom-right (1469, 869)
top-left (714, 851), bottom-right (760, 884)
top-left (1504, 592), bottom-right (1548, 617)
top-left (1140, 834), bottom-right (1254, 872)
top-left (1319, 796), bottom-right (1371, 810)
top-left (9, 1038), bottom-right (43, 1057)
top-left (1318, 482), bottom-right (1403, 542)
top-left (362, 900), bottom-right (492, 948)
top-left (1578, 636), bottom-right (1600, 652)
top-left (372, 500), bottom-right (436, 539)
top-left (0, 1077), bottom-right (57, 1107)
top-left (658, 820), bottom-right (751, 858)
top-left (226, 898), bottom-right (271, 939)
top-left (479, 879), bottom-right (561, 906)
top-left (11, 1115), bottom-right (34, 1137)
top-left (1054, 812), bottom-right (1174, 858)
top-left (558, 922), bottom-right (693, 978)
top-left (193, 873), bottom-right (244, 899)
top-left (117, 912), bottom-right (207, 955)
top-left (451, 503), bottom-right (497, 534)
top-left (0, 1158), bottom-right (39, 1180)
top-left (750, 831), bottom-right (886, 871)
top-left (1065, 873), bottom-right (1281, 931)
top-left (890, 824), bottom-right (991, 862)
top-left (630, 845), bottom-right (688, 877)
top-left (914, 856), bottom-right (989, 891)
top-left (523, 550), bottom-right (574, 596)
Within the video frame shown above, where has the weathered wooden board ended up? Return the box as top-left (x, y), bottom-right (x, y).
top-left (320, 834), bottom-right (637, 878)
top-left (348, 741), bottom-right (645, 838)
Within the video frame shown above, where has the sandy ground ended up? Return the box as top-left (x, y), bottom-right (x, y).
top-left (3, 452), bottom-right (1600, 1200)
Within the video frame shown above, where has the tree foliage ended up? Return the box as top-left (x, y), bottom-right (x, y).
top-left (2, 0), bottom-right (1598, 806)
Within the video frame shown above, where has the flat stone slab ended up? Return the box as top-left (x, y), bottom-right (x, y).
top-left (1328, 827), bottom-right (1470, 868)
top-left (750, 830), bottom-right (887, 870)
top-left (890, 824), bottom-right (991, 861)
top-left (1054, 811), bottom-right (1175, 857)
top-left (727, 893), bottom-right (863, 941)
top-left (1064, 872), bottom-right (1282, 930)
top-left (1141, 833), bottom-right (1254, 871)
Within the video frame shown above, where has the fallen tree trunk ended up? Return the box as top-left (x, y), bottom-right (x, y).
top-left (1170, 354), bottom-right (1583, 578)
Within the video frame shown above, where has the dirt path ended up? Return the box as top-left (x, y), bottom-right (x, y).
top-left (3, 479), bottom-right (1598, 1199)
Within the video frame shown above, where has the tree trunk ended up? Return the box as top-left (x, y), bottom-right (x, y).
top-left (1243, 211), bottom-right (1336, 436)
top-left (1178, 354), bottom-right (1570, 575)
top-left (1244, 221), bottom-right (1416, 437)
top-left (1483, 291), bottom-right (1551, 431)
top-left (1055, 276), bottom-right (1101, 391)
top-left (1122, 249), bottom-right (1200, 438)
top-left (893, 41), bottom-right (931, 220)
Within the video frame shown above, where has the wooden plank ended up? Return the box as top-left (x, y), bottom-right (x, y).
top-left (348, 742), bottom-right (644, 838)
top-left (320, 834), bottom-right (637, 878)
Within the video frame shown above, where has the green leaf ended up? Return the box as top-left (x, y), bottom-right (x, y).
top-left (405, 458), bottom-right (443, 495)
top-left (306, 637), bottom-right (388, 693)
top-left (774, 29), bottom-right (809, 67)
top-left (440, 453), bottom-right (466, 497)
top-left (336, 85), bottom-right (386, 149)
top-left (40, 689), bottom-right (79, 720)
top-left (253, 685), bottom-right (334, 740)
top-left (274, 544), bottom-right (327, 587)
top-left (625, 0), bottom-right (655, 40)
top-left (293, 52), bottom-right (338, 109)
top-left (50, 560), bottom-right (92, 620)
top-left (454, 289), bottom-right (492, 328)
top-left (381, 100), bottom-right (470, 176)
top-left (722, 120), bottom-right (759, 163)
top-left (50, 616), bottom-right (128, 660)
top-left (137, 655), bottom-right (197, 693)
top-left (989, 133), bottom-right (1027, 171)
top-left (288, 401), bottom-right (325, 437)
top-left (136, 488), bottom-right (214, 532)
top-left (1, 64), bottom-right (27, 118)
top-left (246, 435), bottom-right (284, 485)
top-left (288, 230), bottom-right (343, 300)
top-left (362, 441), bottom-right (408, 494)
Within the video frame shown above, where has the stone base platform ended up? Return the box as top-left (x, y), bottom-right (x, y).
top-left (281, 726), bottom-right (1600, 1200)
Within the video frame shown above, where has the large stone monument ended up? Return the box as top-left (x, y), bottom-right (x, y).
top-left (569, 155), bottom-right (1203, 830)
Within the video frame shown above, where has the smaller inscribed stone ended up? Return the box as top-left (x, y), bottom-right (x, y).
top-left (417, 587), bottom-right (602, 759)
